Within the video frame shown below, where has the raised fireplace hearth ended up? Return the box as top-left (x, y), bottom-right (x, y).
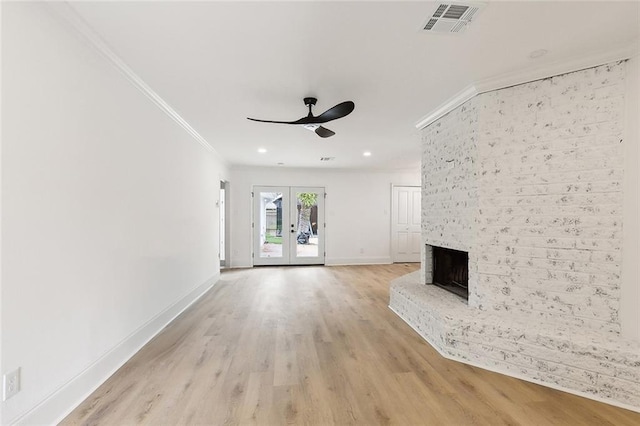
top-left (431, 246), bottom-right (468, 300)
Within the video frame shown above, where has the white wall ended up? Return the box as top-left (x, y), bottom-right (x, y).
top-left (622, 55), bottom-right (640, 340)
top-left (229, 167), bottom-right (420, 267)
top-left (1, 3), bottom-right (227, 424)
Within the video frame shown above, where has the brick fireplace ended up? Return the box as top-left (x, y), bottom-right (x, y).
top-left (390, 61), bottom-right (640, 411)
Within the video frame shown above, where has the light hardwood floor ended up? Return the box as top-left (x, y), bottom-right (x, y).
top-left (62, 264), bottom-right (640, 425)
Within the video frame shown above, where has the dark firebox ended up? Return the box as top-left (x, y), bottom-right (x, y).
top-left (432, 246), bottom-right (469, 300)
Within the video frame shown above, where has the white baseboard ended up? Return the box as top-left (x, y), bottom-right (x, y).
top-left (388, 305), bottom-right (640, 414)
top-left (230, 258), bottom-right (393, 268)
top-left (12, 274), bottom-right (219, 426)
top-left (326, 256), bottom-right (392, 266)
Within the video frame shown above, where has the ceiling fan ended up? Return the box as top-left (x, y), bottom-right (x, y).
top-left (247, 97), bottom-right (355, 138)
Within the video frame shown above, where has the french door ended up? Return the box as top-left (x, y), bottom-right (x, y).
top-left (253, 186), bottom-right (325, 265)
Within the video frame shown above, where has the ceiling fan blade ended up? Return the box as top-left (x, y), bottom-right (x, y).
top-left (247, 99), bottom-right (355, 127)
top-left (247, 117), bottom-right (309, 125)
top-left (314, 101), bottom-right (355, 124)
top-left (315, 126), bottom-right (335, 138)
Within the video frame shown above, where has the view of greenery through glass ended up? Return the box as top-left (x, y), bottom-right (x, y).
top-left (265, 235), bottom-right (282, 244)
top-left (296, 192), bottom-right (317, 244)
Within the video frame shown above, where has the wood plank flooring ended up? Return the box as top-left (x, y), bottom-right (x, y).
top-left (62, 264), bottom-right (640, 425)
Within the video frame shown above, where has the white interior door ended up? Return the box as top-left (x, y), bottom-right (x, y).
top-left (392, 185), bottom-right (421, 262)
top-left (253, 186), bottom-right (325, 266)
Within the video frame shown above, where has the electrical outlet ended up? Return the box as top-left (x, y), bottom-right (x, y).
top-left (3, 368), bottom-right (20, 401)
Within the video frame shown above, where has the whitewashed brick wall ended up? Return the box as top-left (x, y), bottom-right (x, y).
top-left (421, 97), bottom-right (481, 305)
top-left (421, 97), bottom-right (480, 252)
top-left (396, 61), bottom-right (639, 411)
top-left (476, 63), bottom-right (625, 333)
top-left (421, 62), bottom-right (625, 332)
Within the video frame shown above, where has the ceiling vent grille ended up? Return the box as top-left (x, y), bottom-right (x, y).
top-left (422, 2), bottom-right (485, 34)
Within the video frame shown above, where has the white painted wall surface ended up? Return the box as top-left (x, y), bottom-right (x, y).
top-left (229, 167), bottom-right (420, 268)
top-left (1, 3), bottom-right (227, 424)
top-left (622, 55), bottom-right (640, 340)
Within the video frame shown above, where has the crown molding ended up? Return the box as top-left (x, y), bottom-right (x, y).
top-left (416, 42), bottom-right (639, 130)
top-left (45, 2), bottom-right (225, 162)
top-left (415, 85), bottom-right (479, 131)
top-left (475, 43), bottom-right (638, 95)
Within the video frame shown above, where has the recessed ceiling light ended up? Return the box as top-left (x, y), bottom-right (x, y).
top-left (257, 148), bottom-right (267, 153)
top-left (529, 49), bottom-right (548, 59)
top-left (363, 151), bottom-right (372, 157)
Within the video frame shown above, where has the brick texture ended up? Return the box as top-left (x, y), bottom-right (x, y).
top-left (421, 62), bottom-right (625, 330)
top-left (475, 63), bottom-right (625, 332)
top-left (395, 61), bottom-right (639, 411)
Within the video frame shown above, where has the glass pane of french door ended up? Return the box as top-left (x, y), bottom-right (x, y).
top-left (290, 187), bottom-right (324, 264)
top-left (254, 187), bottom-right (289, 265)
top-left (253, 186), bottom-right (324, 266)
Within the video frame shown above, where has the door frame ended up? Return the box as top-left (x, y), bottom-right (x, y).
top-left (219, 180), bottom-right (230, 268)
top-left (391, 185), bottom-right (421, 263)
top-left (253, 186), bottom-right (325, 266)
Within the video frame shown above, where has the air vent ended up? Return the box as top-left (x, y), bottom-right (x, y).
top-left (422, 2), bottom-right (485, 34)
top-left (320, 157), bottom-right (335, 162)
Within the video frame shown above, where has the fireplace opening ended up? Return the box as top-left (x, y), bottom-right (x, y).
top-left (432, 246), bottom-right (469, 300)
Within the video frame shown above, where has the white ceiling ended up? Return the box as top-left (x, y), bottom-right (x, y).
top-left (67, 1), bottom-right (639, 171)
